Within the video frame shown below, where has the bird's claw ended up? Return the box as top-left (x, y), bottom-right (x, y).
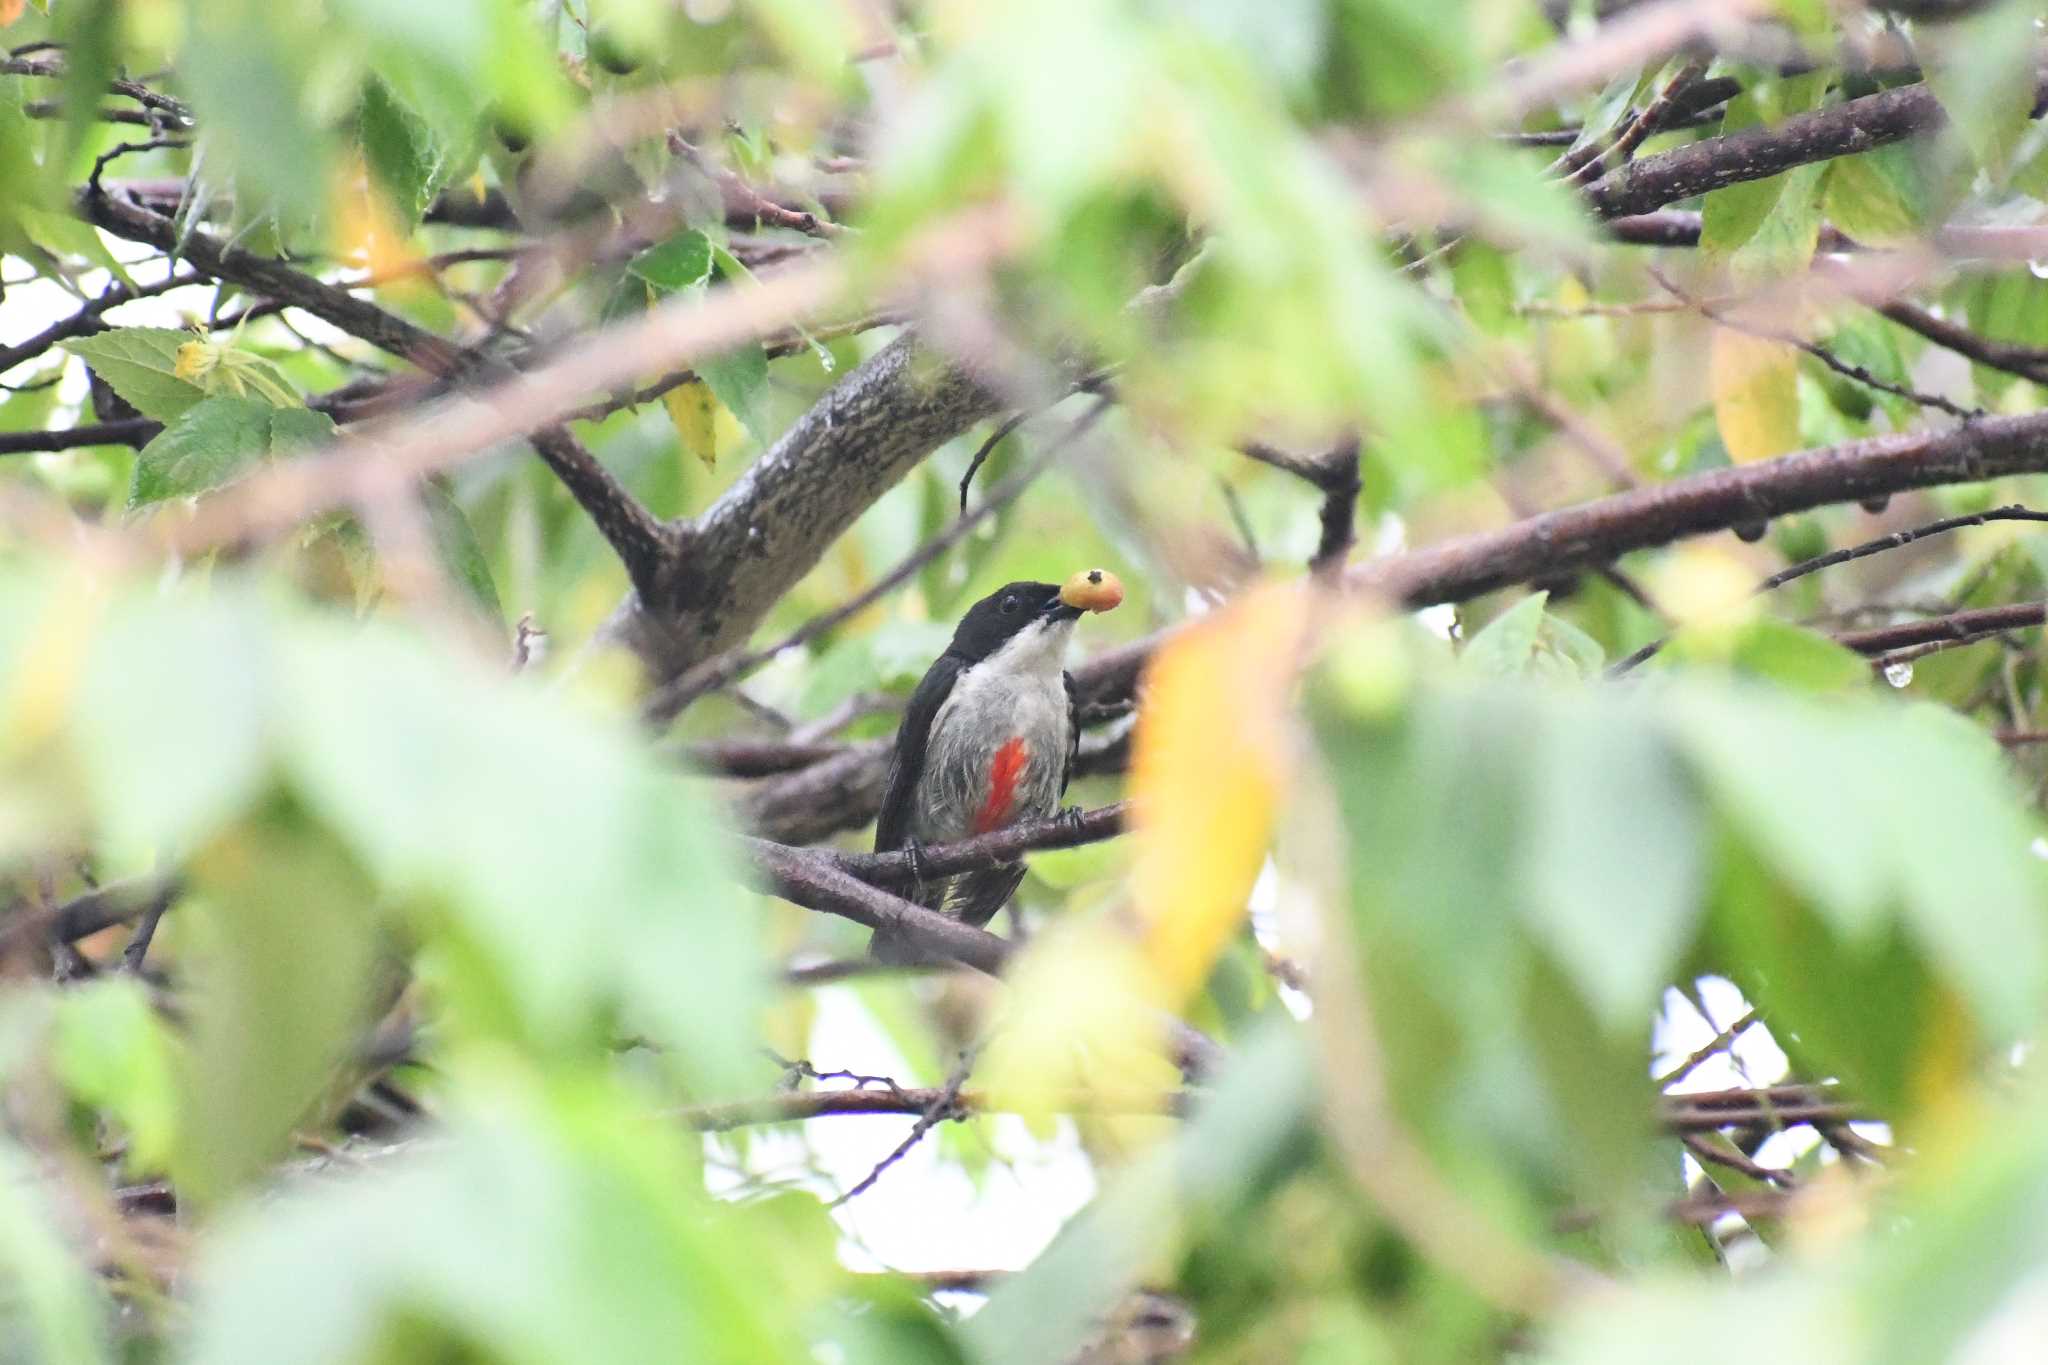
top-left (1056, 805), bottom-right (1088, 837)
top-left (904, 837), bottom-right (931, 897)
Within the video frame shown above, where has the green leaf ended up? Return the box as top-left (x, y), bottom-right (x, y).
top-left (14, 206), bottom-right (135, 288)
top-left (62, 328), bottom-right (209, 422)
top-left (1701, 75), bottom-right (1827, 266)
top-left (52, 977), bottom-right (181, 1173)
top-left (268, 405), bottom-right (338, 452)
top-left (0, 76), bottom-right (46, 237)
top-left (1823, 144), bottom-right (1930, 248)
top-left (1459, 591), bottom-right (1548, 677)
top-left (421, 477), bottom-right (503, 620)
top-left (358, 79), bottom-right (443, 223)
top-left (184, 1076), bottom-right (800, 1364)
top-left (1725, 619), bottom-right (1871, 693)
top-left (626, 230), bottom-right (714, 294)
top-left (0, 1138), bottom-right (113, 1363)
top-left (77, 589), bottom-right (271, 853)
top-left (129, 396), bottom-right (274, 507)
top-left (1523, 709), bottom-right (1702, 1028)
top-left (179, 12), bottom-right (330, 221)
top-left (1924, 2), bottom-right (2043, 179)
top-left (129, 400), bottom-right (335, 507)
top-left (54, 0), bottom-right (119, 172)
top-left (699, 344), bottom-right (772, 447)
top-left (277, 623), bottom-right (763, 1091)
top-left (175, 815), bottom-right (382, 1207)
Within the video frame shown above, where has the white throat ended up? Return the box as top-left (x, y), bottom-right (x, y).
top-left (980, 616), bottom-right (1075, 680)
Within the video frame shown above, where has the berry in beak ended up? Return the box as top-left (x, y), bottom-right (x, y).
top-left (1059, 568), bottom-right (1124, 613)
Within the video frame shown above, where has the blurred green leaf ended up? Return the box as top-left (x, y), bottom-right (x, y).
top-left (76, 587), bottom-right (271, 854)
top-left (185, 1074), bottom-right (803, 1364)
top-left (1523, 709), bottom-right (1702, 1029)
top-left (176, 813), bottom-right (382, 1206)
top-left (52, 976), bottom-right (180, 1173)
top-left (278, 622), bottom-right (762, 1089)
top-left (421, 477), bottom-right (505, 621)
top-left (1823, 144), bottom-right (1931, 248)
top-left (0, 1138), bottom-right (113, 1365)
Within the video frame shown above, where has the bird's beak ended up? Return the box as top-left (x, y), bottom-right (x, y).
top-left (1059, 568), bottom-right (1124, 614)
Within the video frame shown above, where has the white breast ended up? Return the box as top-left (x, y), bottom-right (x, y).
top-left (911, 617), bottom-right (1074, 844)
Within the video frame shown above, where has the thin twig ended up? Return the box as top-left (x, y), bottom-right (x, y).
top-left (1649, 265), bottom-right (1982, 422)
top-left (1611, 506), bottom-right (2048, 675)
top-left (830, 1049), bottom-right (978, 1207)
top-left (1656, 1008), bottom-right (1759, 1088)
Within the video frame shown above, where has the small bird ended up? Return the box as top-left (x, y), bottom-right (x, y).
top-left (871, 570), bottom-right (1124, 961)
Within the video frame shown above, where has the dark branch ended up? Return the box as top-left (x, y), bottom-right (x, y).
top-left (1586, 80), bottom-right (1967, 221)
top-left (1834, 600), bottom-right (2046, 656)
top-left (827, 802), bottom-right (1129, 886)
top-left (1352, 408), bottom-right (2048, 611)
top-left (0, 270), bottom-right (202, 377)
top-left (528, 427), bottom-right (675, 599)
top-left (1758, 505), bottom-right (2048, 593)
top-left (0, 878), bottom-right (180, 958)
top-left (741, 836), bottom-right (1015, 975)
top-left (80, 188), bottom-right (463, 374)
top-left (0, 419), bottom-right (158, 455)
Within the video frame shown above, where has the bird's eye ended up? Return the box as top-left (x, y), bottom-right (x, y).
top-left (999, 595), bottom-right (1020, 614)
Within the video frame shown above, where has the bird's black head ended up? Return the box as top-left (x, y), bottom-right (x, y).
top-left (947, 580), bottom-right (1080, 662)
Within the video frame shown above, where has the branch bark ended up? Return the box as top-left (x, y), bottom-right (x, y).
top-left (1586, 79), bottom-right (1999, 221)
top-left (620, 329), bottom-right (1005, 682)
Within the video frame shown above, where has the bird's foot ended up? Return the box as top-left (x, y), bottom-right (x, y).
top-left (1056, 804), bottom-right (1088, 838)
top-left (904, 837), bottom-right (931, 898)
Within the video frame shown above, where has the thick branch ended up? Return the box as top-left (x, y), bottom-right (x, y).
top-left (1587, 81), bottom-right (1959, 221)
top-left (621, 330), bottom-right (1004, 676)
top-left (741, 836), bottom-right (1015, 975)
top-left (1350, 408), bottom-right (2048, 608)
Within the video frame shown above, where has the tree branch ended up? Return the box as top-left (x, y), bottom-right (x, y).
top-left (0, 878), bottom-right (180, 958)
top-left (1350, 407), bottom-right (2048, 610)
top-left (80, 187), bottom-right (462, 374)
top-left (741, 836), bottom-right (1016, 975)
top-left (678, 1078), bottom-right (1855, 1135)
top-left (1586, 79), bottom-right (1986, 221)
top-left (826, 802), bottom-right (1129, 885)
top-left (528, 426), bottom-right (675, 599)
top-left (1834, 600), bottom-right (2046, 656)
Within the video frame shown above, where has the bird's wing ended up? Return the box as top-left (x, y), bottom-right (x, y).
top-left (874, 653), bottom-right (965, 852)
top-left (1060, 669), bottom-right (1080, 797)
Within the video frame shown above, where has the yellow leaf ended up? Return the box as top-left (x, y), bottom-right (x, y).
top-left (1130, 581), bottom-right (1309, 1001)
top-left (664, 381), bottom-right (720, 469)
top-left (0, 0), bottom-right (26, 26)
top-left (331, 156), bottom-right (424, 286)
top-left (1709, 327), bottom-right (1800, 464)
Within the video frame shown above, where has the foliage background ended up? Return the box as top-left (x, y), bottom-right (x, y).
top-left (5, 0), bottom-right (2048, 1361)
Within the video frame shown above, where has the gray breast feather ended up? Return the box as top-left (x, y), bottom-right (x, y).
top-left (910, 661), bottom-right (1069, 845)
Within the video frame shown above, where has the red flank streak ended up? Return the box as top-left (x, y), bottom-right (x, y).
top-left (973, 737), bottom-right (1030, 834)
